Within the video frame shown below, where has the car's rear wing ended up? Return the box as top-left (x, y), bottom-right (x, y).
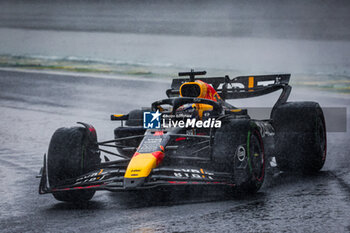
top-left (167, 71), bottom-right (291, 101)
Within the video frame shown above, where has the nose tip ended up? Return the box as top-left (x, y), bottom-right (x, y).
top-left (124, 177), bottom-right (146, 189)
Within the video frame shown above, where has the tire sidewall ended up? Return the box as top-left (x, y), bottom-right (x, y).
top-left (47, 126), bottom-right (101, 202)
top-left (272, 102), bottom-right (327, 172)
top-left (212, 119), bottom-right (265, 193)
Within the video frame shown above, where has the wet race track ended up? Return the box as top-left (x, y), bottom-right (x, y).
top-left (0, 70), bottom-right (349, 232)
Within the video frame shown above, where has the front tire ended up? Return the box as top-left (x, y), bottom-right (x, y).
top-left (48, 126), bottom-right (101, 202)
top-left (212, 119), bottom-right (265, 194)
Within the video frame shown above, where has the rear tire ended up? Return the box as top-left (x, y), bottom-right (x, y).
top-left (212, 119), bottom-right (265, 194)
top-left (48, 126), bottom-right (101, 202)
top-left (272, 102), bottom-right (327, 173)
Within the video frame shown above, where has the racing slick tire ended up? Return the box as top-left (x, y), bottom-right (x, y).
top-left (272, 102), bottom-right (327, 173)
top-left (47, 126), bottom-right (101, 202)
top-left (212, 119), bottom-right (265, 194)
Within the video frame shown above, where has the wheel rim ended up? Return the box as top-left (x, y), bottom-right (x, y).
top-left (250, 131), bottom-right (265, 182)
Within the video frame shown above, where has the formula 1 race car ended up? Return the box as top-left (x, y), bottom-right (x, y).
top-left (38, 70), bottom-right (327, 202)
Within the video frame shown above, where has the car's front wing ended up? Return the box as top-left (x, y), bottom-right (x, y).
top-left (38, 155), bottom-right (234, 194)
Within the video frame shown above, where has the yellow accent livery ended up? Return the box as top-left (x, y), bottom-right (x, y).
top-left (230, 109), bottom-right (242, 112)
top-left (248, 76), bottom-right (254, 88)
top-left (124, 153), bottom-right (158, 178)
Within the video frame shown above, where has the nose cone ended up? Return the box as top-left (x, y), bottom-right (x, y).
top-left (124, 153), bottom-right (158, 178)
top-left (124, 152), bottom-right (163, 189)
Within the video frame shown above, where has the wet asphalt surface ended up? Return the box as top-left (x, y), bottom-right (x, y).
top-left (0, 70), bottom-right (350, 232)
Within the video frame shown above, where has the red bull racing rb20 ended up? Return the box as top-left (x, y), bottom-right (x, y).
top-left (38, 70), bottom-right (327, 202)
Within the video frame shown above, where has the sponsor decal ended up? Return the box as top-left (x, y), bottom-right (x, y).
top-left (173, 168), bottom-right (214, 180)
top-left (74, 169), bottom-right (106, 185)
top-left (237, 146), bottom-right (246, 162)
